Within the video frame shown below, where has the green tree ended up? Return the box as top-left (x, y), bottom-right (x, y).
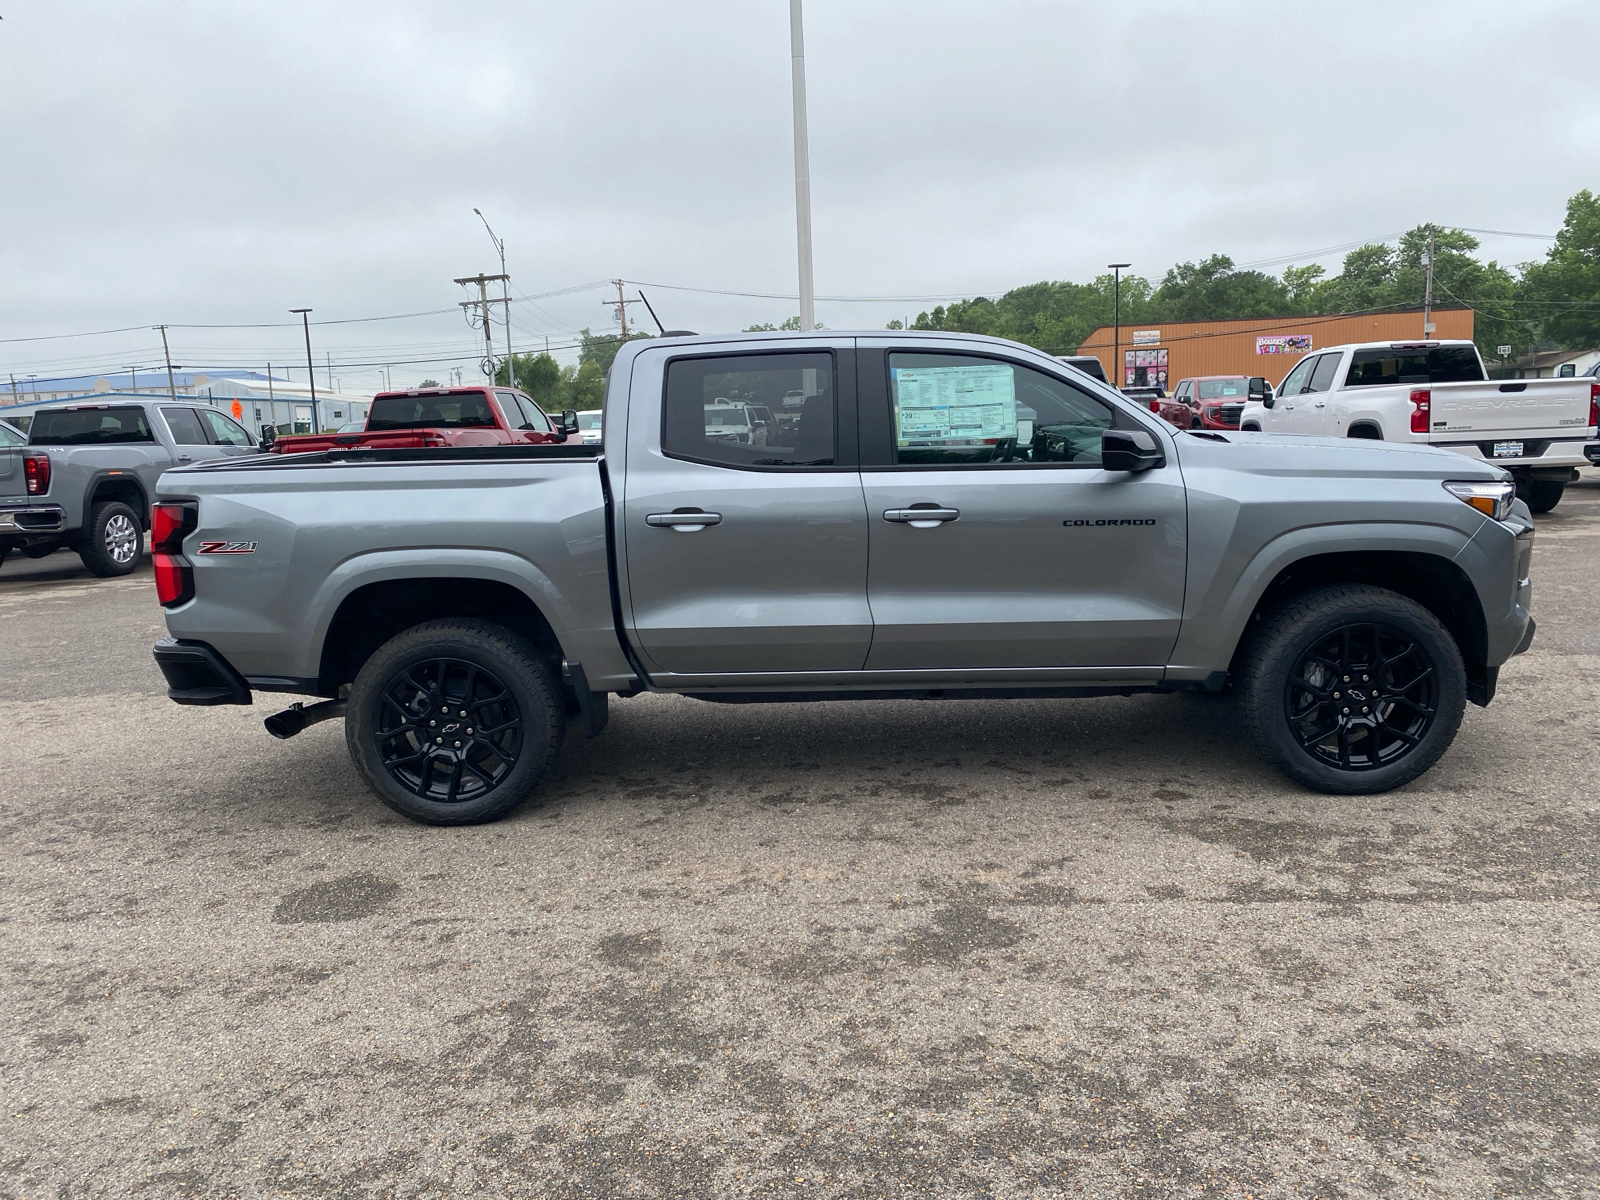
top-left (1148, 254), bottom-right (1290, 321)
top-left (743, 316), bottom-right (824, 332)
top-left (579, 327), bottom-right (652, 374)
top-left (1281, 264), bottom-right (1326, 309)
top-left (1520, 189), bottom-right (1600, 350)
top-left (418, 378), bottom-right (440, 388)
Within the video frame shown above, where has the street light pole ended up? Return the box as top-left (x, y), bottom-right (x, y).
top-left (1108, 263), bottom-right (1131, 388)
top-left (290, 309), bottom-right (319, 431)
top-left (789, 0), bottom-right (816, 332)
top-left (474, 209), bottom-right (514, 387)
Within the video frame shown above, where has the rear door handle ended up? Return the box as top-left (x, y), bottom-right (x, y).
top-left (883, 507), bottom-right (959, 527)
top-left (645, 510), bottom-right (722, 531)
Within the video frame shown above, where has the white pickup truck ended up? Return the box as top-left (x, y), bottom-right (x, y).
top-left (1240, 340), bottom-right (1597, 512)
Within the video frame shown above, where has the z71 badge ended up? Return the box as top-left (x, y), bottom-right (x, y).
top-left (197, 541), bottom-right (258, 554)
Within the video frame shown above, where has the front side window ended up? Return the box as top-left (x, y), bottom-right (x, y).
top-left (1278, 356), bottom-right (1316, 397)
top-left (1307, 354), bottom-right (1343, 393)
top-left (1344, 345), bottom-right (1483, 387)
top-left (888, 353), bottom-right (1114, 466)
top-left (0, 423), bottom-right (24, 447)
top-left (663, 353), bottom-right (834, 468)
top-left (30, 407), bottom-right (155, 445)
top-left (202, 409), bottom-right (253, 446)
top-left (498, 390), bottom-right (551, 432)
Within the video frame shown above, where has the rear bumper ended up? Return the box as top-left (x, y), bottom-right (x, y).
top-left (1586, 442), bottom-right (1600, 466)
top-left (152, 638), bottom-right (253, 706)
top-left (0, 503), bottom-right (67, 534)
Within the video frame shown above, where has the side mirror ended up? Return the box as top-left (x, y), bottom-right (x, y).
top-left (259, 424), bottom-right (276, 449)
top-left (558, 409), bottom-right (579, 441)
top-left (1101, 428), bottom-right (1165, 473)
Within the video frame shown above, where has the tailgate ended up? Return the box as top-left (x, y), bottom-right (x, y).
top-left (1430, 379), bottom-right (1594, 440)
top-left (0, 447), bottom-right (21, 500)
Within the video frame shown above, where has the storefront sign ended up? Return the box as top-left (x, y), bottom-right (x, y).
top-left (1131, 330), bottom-right (1161, 346)
top-left (1124, 348), bottom-right (1169, 388)
top-left (1256, 335), bottom-right (1312, 355)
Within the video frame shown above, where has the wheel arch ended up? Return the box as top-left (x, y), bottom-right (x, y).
top-left (1231, 549), bottom-right (1489, 702)
top-left (84, 472), bottom-right (151, 530)
top-left (1346, 421), bottom-right (1384, 440)
top-left (316, 574), bottom-right (565, 697)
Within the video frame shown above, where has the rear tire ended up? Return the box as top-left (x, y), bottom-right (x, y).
top-left (345, 619), bottom-right (565, 825)
top-left (78, 501), bottom-right (143, 577)
top-left (1522, 480), bottom-right (1564, 514)
top-left (1237, 585), bottom-right (1466, 794)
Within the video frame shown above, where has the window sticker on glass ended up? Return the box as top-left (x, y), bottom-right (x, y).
top-left (892, 363), bottom-right (1017, 446)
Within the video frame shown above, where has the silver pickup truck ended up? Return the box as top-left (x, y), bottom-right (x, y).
top-left (150, 331), bottom-right (1537, 823)
top-left (1, 398), bottom-right (261, 575)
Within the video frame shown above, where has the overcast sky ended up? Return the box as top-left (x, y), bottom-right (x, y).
top-left (3, 0), bottom-right (1597, 392)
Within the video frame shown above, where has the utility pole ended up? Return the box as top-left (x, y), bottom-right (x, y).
top-left (326, 351), bottom-right (333, 392)
top-left (455, 273), bottom-right (509, 380)
top-left (605, 280), bottom-right (640, 347)
top-left (155, 325), bottom-right (178, 400)
top-left (8, 373), bottom-right (17, 404)
top-left (474, 209), bottom-right (515, 388)
top-left (789, 0), bottom-right (816, 332)
top-left (290, 309), bottom-right (319, 431)
top-left (125, 365), bottom-right (140, 393)
top-left (1108, 264), bottom-right (1131, 387)
top-left (1422, 231), bottom-right (1436, 339)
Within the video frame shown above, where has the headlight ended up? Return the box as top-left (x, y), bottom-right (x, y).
top-left (1444, 479), bottom-right (1515, 521)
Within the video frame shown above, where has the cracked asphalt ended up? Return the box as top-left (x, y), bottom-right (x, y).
top-left (4, 473), bottom-right (1599, 1199)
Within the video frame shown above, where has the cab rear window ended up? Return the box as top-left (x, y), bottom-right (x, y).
top-left (1344, 346), bottom-right (1483, 387)
top-left (29, 407), bottom-right (155, 444)
top-left (367, 392), bottom-right (496, 430)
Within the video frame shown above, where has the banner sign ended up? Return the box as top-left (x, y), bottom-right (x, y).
top-left (1256, 335), bottom-right (1312, 355)
top-left (1131, 330), bottom-right (1161, 345)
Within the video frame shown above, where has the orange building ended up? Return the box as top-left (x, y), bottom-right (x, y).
top-left (1076, 308), bottom-right (1474, 390)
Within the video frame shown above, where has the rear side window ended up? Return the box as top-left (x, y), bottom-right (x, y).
top-left (367, 391), bottom-right (496, 430)
top-left (888, 352), bottom-right (1114, 466)
top-left (1345, 346), bottom-right (1483, 387)
top-left (161, 407), bottom-right (209, 445)
top-left (498, 391), bottom-right (551, 433)
top-left (0, 423), bottom-right (23, 447)
top-left (29, 407), bottom-right (154, 445)
top-left (663, 353), bottom-right (834, 468)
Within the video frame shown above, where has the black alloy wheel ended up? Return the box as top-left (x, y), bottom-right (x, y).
top-left (1238, 585), bottom-right (1466, 794)
top-left (346, 619), bottom-right (565, 824)
top-left (1284, 623), bottom-right (1437, 772)
top-left (373, 657), bottom-right (522, 804)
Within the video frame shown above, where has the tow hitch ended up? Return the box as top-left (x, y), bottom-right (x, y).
top-left (264, 699), bottom-right (348, 740)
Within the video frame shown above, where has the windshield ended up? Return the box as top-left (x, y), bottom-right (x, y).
top-left (576, 412), bottom-right (602, 429)
top-left (29, 407), bottom-right (154, 445)
top-left (367, 391), bottom-right (496, 431)
top-left (1345, 346), bottom-right (1483, 387)
top-left (1197, 379), bottom-right (1248, 399)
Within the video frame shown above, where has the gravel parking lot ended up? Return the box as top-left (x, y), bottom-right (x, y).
top-left (5, 476), bottom-right (1599, 1199)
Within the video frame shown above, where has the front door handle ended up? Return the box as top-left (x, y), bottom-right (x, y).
top-left (883, 507), bottom-right (960, 528)
top-left (177, 454), bottom-right (192, 462)
top-left (645, 509), bottom-right (722, 531)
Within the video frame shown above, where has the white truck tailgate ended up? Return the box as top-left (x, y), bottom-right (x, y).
top-left (1430, 379), bottom-right (1594, 440)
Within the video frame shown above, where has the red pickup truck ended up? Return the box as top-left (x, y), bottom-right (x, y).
top-left (265, 386), bottom-right (575, 453)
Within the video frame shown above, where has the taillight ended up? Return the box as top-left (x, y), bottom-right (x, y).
top-left (23, 454), bottom-right (50, 495)
top-left (1589, 382), bottom-right (1598, 430)
top-left (1409, 388), bottom-right (1431, 434)
top-left (1148, 400), bottom-right (1161, 412)
top-left (151, 502), bottom-right (198, 607)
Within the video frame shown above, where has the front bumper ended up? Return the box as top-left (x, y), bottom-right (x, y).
top-left (0, 503), bottom-right (67, 534)
top-left (152, 638), bottom-right (253, 706)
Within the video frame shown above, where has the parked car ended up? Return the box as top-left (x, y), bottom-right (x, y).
top-left (1057, 355), bottom-right (1109, 384)
top-left (1169, 376), bottom-right (1270, 431)
top-left (573, 410), bottom-right (603, 445)
top-left (704, 401), bottom-right (758, 445)
top-left (152, 329), bottom-right (1535, 824)
top-left (1240, 340), bottom-right (1597, 512)
top-left (264, 386), bottom-right (574, 454)
top-left (4, 399), bottom-right (259, 576)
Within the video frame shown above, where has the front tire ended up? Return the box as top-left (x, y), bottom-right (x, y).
top-left (346, 619), bottom-right (566, 825)
top-left (78, 501), bottom-right (143, 577)
top-left (1237, 586), bottom-right (1466, 794)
